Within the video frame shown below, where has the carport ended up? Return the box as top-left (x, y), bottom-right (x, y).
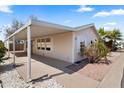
top-left (4, 19), bottom-right (73, 81)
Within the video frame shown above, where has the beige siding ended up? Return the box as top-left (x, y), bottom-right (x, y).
top-left (33, 32), bottom-right (74, 63)
top-left (74, 27), bottom-right (98, 62)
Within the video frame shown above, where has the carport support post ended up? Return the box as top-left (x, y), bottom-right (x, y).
top-left (24, 41), bottom-right (27, 52)
top-left (13, 36), bottom-right (15, 64)
top-left (27, 26), bottom-right (31, 81)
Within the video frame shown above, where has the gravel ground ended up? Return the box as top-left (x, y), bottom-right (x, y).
top-left (77, 52), bottom-right (121, 81)
top-left (0, 59), bottom-right (63, 88)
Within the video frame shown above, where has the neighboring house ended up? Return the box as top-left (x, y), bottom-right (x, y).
top-left (10, 40), bottom-right (25, 51)
top-left (102, 36), bottom-right (124, 50)
top-left (5, 19), bottom-right (100, 63)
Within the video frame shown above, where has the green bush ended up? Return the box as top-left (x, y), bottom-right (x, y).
top-left (83, 40), bottom-right (108, 63)
top-left (0, 40), bottom-right (6, 63)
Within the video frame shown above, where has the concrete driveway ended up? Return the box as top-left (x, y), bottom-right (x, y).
top-left (10, 50), bottom-right (124, 88)
top-left (14, 53), bottom-right (99, 88)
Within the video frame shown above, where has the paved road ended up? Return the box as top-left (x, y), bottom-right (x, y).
top-left (98, 51), bottom-right (124, 88)
top-left (121, 69), bottom-right (124, 88)
top-left (120, 50), bottom-right (124, 88)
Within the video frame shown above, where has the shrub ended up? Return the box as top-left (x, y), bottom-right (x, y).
top-left (0, 40), bottom-right (6, 63)
top-left (83, 40), bottom-right (108, 63)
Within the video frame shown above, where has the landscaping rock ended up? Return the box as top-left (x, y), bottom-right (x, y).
top-left (0, 80), bottom-right (3, 88)
top-left (0, 58), bottom-right (63, 88)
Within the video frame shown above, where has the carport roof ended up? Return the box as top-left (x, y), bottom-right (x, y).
top-left (5, 19), bottom-right (95, 41)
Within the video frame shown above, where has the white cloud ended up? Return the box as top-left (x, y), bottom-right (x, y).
top-left (103, 22), bottom-right (117, 26)
top-left (104, 26), bottom-right (119, 31)
top-left (64, 20), bottom-right (72, 23)
top-left (104, 26), bottom-right (114, 30)
top-left (102, 22), bottom-right (118, 31)
top-left (93, 9), bottom-right (124, 17)
top-left (93, 11), bottom-right (110, 17)
top-left (0, 5), bottom-right (12, 13)
top-left (76, 5), bottom-right (94, 12)
top-left (111, 9), bottom-right (124, 15)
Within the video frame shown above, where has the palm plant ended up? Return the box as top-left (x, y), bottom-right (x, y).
top-left (84, 40), bottom-right (108, 63)
top-left (107, 29), bottom-right (122, 50)
top-left (98, 27), bottom-right (110, 42)
top-left (99, 28), bottom-right (122, 41)
top-left (98, 28), bottom-right (107, 38)
top-left (98, 28), bottom-right (123, 51)
top-left (110, 29), bottom-right (122, 41)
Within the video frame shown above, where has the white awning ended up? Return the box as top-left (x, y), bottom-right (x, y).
top-left (5, 19), bottom-right (97, 41)
top-left (5, 19), bottom-right (74, 40)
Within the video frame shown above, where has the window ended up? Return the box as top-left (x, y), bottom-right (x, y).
top-left (37, 39), bottom-right (41, 49)
top-left (41, 47), bottom-right (45, 50)
top-left (46, 38), bottom-right (51, 42)
top-left (41, 39), bottom-right (45, 50)
top-left (45, 38), bottom-right (51, 51)
top-left (41, 39), bottom-right (45, 42)
top-left (37, 39), bottom-right (40, 42)
top-left (37, 38), bottom-right (52, 51)
top-left (41, 44), bottom-right (45, 50)
top-left (46, 48), bottom-right (51, 51)
top-left (46, 44), bottom-right (51, 51)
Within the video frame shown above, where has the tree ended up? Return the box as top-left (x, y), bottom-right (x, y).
top-left (98, 28), bottom-right (122, 41)
top-left (2, 16), bottom-right (38, 38)
top-left (98, 27), bottom-right (107, 37)
top-left (0, 40), bottom-right (6, 63)
top-left (98, 28), bottom-right (123, 51)
top-left (110, 29), bottom-right (122, 41)
top-left (110, 29), bottom-right (122, 51)
top-left (2, 19), bottom-right (23, 38)
top-left (29, 15), bottom-right (38, 20)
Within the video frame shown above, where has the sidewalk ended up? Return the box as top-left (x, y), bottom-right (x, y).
top-left (98, 52), bottom-right (124, 88)
top-left (53, 71), bottom-right (99, 88)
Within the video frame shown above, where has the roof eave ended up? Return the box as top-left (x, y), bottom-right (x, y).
top-left (74, 23), bottom-right (95, 31)
top-left (31, 19), bottom-right (74, 31)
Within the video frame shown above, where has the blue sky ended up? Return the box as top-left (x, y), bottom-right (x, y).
top-left (0, 5), bottom-right (124, 41)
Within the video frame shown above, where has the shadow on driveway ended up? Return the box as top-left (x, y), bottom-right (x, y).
top-left (31, 72), bottom-right (65, 84)
top-left (0, 63), bottom-right (24, 74)
top-left (31, 54), bottom-right (89, 74)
